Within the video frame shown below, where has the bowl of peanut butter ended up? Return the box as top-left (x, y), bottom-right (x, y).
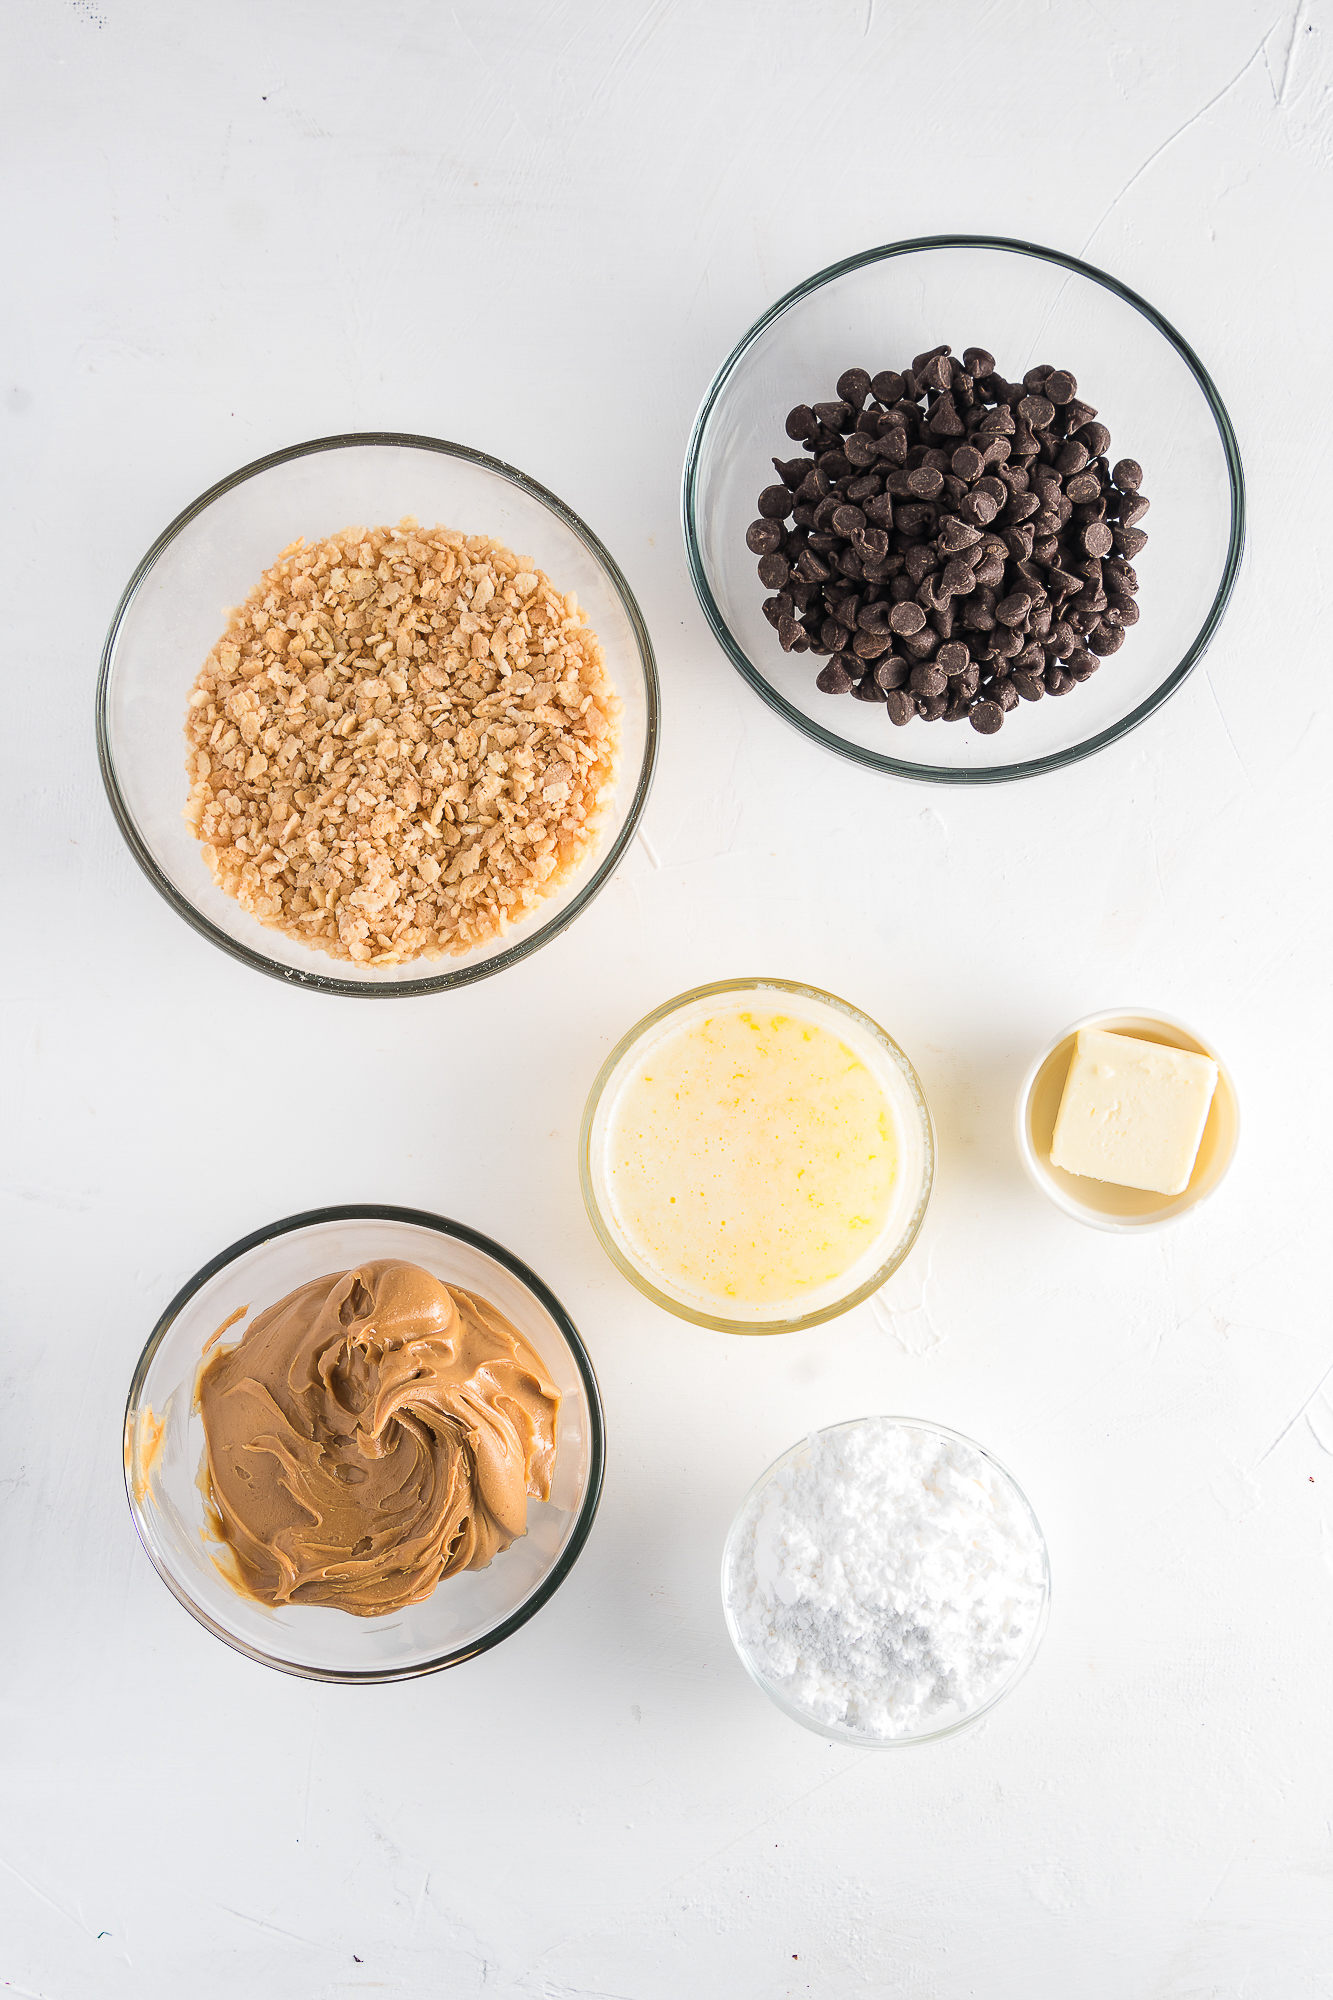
top-left (124, 1205), bottom-right (604, 1680)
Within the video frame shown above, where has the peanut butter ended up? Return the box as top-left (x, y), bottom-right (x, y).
top-left (197, 1260), bottom-right (559, 1616)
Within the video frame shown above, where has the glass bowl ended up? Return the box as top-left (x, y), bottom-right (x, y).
top-left (98, 433), bottom-right (659, 993)
top-left (1015, 1007), bottom-right (1240, 1232)
top-left (123, 1205), bottom-right (605, 1681)
top-left (682, 235), bottom-right (1243, 784)
top-left (721, 1417), bottom-right (1051, 1746)
top-left (579, 978), bottom-right (934, 1334)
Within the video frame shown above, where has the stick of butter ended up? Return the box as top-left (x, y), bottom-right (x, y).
top-left (1049, 1028), bottom-right (1219, 1196)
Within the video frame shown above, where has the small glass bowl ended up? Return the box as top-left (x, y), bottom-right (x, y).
top-left (721, 1416), bottom-right (1051, 1747)
top-left (682, 235), bottom-right (1244, 784)
top-left (1015, 1007), bottom-right (1240, 1232)
top-left (579, 978), bottom-right (934, 1334)
top-left (98, 433), bottom-right (659, 994)
top-left (123, 1205), bottom-right (605, 1681)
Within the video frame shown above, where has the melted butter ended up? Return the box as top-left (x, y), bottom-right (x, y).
top-left (606, 1008), bottom-right (899, 1310)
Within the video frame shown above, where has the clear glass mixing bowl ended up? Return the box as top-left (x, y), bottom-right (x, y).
top-left (123, 1205), bottom-right (605, 1681)
top-left (98, 433), bottom-right (658, 992)
top-left (683, 235), bottom-right (1243, 783)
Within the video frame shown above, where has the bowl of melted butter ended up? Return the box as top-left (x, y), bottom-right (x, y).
top-left (580, 978), bottom-right (934, 1333)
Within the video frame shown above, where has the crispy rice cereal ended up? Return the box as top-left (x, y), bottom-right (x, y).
top-left (183, 520), bottom-right (620, 965)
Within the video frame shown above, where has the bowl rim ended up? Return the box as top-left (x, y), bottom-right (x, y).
top-left (122, 1201), bottom-right (607, 1682)
top-left (1013, 1006), bottom-right (1241, 1233)
top-left (96, 430), bottom-right (660, 996)
top-left (720, 1414), bottom-right (1052, 1747)
top-left (680, 232), bottom-right (1246, 786)
top-left (578, 976), bottom-right (935, 1334)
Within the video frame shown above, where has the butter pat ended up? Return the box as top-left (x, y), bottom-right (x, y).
top-left (1050, 1028), bottom-right (1218, 1196)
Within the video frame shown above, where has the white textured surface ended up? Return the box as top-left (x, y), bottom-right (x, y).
top-left (3, 3), bottom-right (1332, 1996)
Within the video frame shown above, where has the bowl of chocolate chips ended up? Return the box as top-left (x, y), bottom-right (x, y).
top-left (682, 235), bottom-right (1243, 783)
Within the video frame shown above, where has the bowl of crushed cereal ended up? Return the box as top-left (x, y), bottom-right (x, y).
top-left (97, 433), bottom-right (658, 993)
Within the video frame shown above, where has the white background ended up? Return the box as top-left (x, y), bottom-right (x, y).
top-left (4, 3), bottom-right (1332, 1995)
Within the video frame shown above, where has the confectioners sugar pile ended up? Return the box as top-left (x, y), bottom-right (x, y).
top-left (726, 1419), bottom-right (1047, 1739)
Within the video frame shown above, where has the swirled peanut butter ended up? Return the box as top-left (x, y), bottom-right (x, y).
top-left (197, 1260), bottom-right (559, 1616)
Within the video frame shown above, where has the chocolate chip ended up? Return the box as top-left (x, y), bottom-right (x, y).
top-left (758, 484), bottom-right (795, 519)
top-left (1079, 423), bottom-right (1111, 458)
top-left (1088, 623), bottom-right (1126, 655)
top-left (963, 347), bottom-right (996, 378)
top-left (1081, 522), bottom-right (1113, 559)
top-left (747, 519), bottom-right (783, 555)
top-left (960, 490), bottom-right (999, 527)
top-left (784, 405), bottom-right (817, 441)
top-left (1112, 458), bottom-right (1143, 492)
top-left (889, 600), bottom-right (927, 636)
top-left (777, 614), bottom-right (804, 652)
top-left (1012, 668), bottom-right (1044, 702)
top-left (884, 686), bottom-right (914, 726)
top-left (870, 371), bottom-right (904, 405)
top-left (1045, 664), bottom-right (1074, 694)
top-left (757, 554), bottom-right (789, 588)
top-left (917, 692), bottom-right (949, 721)
top-left (836, 368), bottom-right (872, 409)
top-left (1118, 492), bottom-right (1151, 528)
top-left (951, 444), bottom-right (985, 482)
top-left (815, 660), bottom-right (853, 693)
top-left (1018, 395), bottom-right (1056, 429)
top-left (874, 655), bottom-right (910, 690)
top-left (969, 699), bottom-right (1004, 734)
top-left (1043, 370), bottom-right (1077, 405)
top-left (907, 466), bottom-right (944, 498)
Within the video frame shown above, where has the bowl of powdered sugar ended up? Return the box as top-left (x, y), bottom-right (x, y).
top-left (722, 1416), bottom-right (1050, 1745)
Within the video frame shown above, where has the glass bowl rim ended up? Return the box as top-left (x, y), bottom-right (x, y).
top-left (680, 232), bottom-right (1246, 786)
top-left (720, 1413), bottom-right (1052, 1747)
top-left (96, 430), bottom-right (661, 996)
top-left (578, 976), bottom-right (936, 1334)
top-left (122, 1200), bottom-right (607, 1683)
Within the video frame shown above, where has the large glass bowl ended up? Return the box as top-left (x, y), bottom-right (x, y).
top-left (123, 1205), bottom-right (605, 1682)
top-left (579, 978), bottom-right (934, 1334)
top-left (683, 235), bottom-right (1243, 784)
top-left (98, 434), bottom-right (659, 993)
top-left (721, 1417), bottom-right (1051, 1746)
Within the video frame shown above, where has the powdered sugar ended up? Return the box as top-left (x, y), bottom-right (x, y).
top-left (725, 1418), bottom-right (1048, 1740)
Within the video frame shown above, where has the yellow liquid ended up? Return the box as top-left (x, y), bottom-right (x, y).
top-left (605, 1007), bottom-right (899, 1311)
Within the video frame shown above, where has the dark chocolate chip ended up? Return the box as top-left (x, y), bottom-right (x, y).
top-left (815, 660), bottom-right (853, 693)
top-left (1043, 370), bottom-right (1077, 405)
top-left (836, 368), bottom-right (872, 409)
top-left (757, 484), bottom-right (795, 519)
top-left (889, 600), bottom-right (927, 636)
top-left (757, 554), bottom-right (789, 589)
top-left (884, 687), bottom-right (914, 726)
top-left (969, 699), bottom-right (1004, 734)
top-left (1082, 523), bottom-right (1113, 559)
top-left (746, 519), bottom-right (783, 555)
top-left (1112, 458), bottom-right (1143, 492)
